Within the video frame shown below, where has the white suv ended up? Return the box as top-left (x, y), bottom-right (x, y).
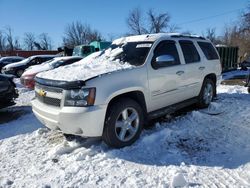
top-left (32, 33), bottom-right (221, 148)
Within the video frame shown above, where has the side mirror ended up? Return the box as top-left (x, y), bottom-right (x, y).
top-left (154, 55), bottom-right (175, 69)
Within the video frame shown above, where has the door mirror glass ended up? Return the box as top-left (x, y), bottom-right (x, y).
top-left (155, 55), bottom-right (175, 68)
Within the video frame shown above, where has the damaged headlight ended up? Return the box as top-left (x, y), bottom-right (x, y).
top-left (64, 88), bottom-right (96, 107)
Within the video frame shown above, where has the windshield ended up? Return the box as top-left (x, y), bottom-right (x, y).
top-left (15, 57), bottom-right (32, 64)
top-left (50, 59), bottom-right (65, 68)
top-left (100, 41), bottom-right (153, 66)
top-left (72, 46), bottom-right (81, 56)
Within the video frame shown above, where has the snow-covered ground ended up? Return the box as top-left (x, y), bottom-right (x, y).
top-left (0, 80), bottom-right (250, 187)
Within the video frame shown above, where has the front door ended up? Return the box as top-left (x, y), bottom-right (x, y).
top-left (147, 40), bottom-right (186, 112)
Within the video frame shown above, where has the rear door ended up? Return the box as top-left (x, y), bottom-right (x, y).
top-left (177, 40), bottom-right (203, 99)
top-left (147, 40), bottom-right (186, 112)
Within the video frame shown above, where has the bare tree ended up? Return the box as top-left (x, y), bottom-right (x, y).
top-left (34, 42), bottom-right (43, 50)
top-left (39, 33), bottom-right (52, 50)
top-left (168, 24), bottom-right (180, 33)
top-left (5, 26), bottom-right (14, 51)
top-left (126, 8), bottom-right (148, 35)
top-left (14, 37), bottom-right (21, 50)
top-left (0, 30), bottom-right (6, 51)
top-left (62, 21), bottom-right (102, 48)
top-left (205, 27), bottom-right (217, 43)
top-left (23, 32), bottom-right (35, 50)
top-left (241, 4), bottom-right (250, 32)
top-left (147, 9), bottom-right (170, 33)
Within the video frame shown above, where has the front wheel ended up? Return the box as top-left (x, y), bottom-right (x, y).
top-left (102, 98), bottom-right (144, 148)
top-left (197, 78), bottom-right (215, 108)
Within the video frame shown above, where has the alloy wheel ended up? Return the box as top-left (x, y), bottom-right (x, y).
top-left (115, 107), bottom-right (139, 142)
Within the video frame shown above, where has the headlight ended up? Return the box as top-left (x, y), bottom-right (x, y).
top-left (64, 88), bottom-right (96, 107)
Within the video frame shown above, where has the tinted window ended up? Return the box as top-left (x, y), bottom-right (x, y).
top-left (198, 42), bottom-right (219, 60)
top-left (67, 58), bottom-right (81, 65)
top-left (41, 57), bottom-right (54, 63)
top-left (152, 40), bottom-right (180, 68)
top-left (110, 42), bottom-right (152, 66)
top-left (30, 58), bottom-right (38, 64)
top-left (82, 46), bottom-right (91, 54)
top-left (179, 40), bottom-right (200, 64)
top-left (12, 58), bottom-right (21, 63)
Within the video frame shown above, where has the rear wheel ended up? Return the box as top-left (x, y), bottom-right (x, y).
top-left (197, 78), bottom-right (215, 108)
top-left (102, 98), bottom-right (144, 148)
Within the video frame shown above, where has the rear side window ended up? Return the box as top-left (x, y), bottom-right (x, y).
top-left (179, 40), bottom-right (200, 64)
top-left (42, 57), bottom-right (54, 62)
top-left (198, 42), bottom-right (219, 60)
top-left (12, 58), bottom-right (21, 63)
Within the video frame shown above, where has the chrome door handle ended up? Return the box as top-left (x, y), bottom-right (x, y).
top-left (199, 66), bottom-right (205, 70)
top-left (176, 71), bottom-right (185, 75)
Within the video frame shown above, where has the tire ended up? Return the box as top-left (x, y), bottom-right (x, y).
top-left (197, 78), bottom-right (215, 108)
top-left (248, 87), bottom-right (250, 94)
top-left (102, 98), bottom-right (144, 148)
top-left (63, 134), bottom-right (77, 141)
top-left (16, 69), bottom-right (24, 77)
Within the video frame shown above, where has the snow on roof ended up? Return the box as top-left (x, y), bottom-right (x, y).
top-left (0, 56), bottom-right (24, 60)
top-left (53, 56), bottom-right (81, 61)
top-left (112, 33), bottom-right (206, 45)
top-left (28, 54), bottom-right (59, 59)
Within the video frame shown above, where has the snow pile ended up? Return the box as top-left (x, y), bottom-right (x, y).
top-left (0, 83), bottom-right (250, 187)
top-left (171, 172), bottom-right (187, 188)
top-left (37, 48), bottom-right (134, 81)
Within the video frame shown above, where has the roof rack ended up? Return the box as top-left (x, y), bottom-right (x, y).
top-left (170, 34), bottom-right (206, 40)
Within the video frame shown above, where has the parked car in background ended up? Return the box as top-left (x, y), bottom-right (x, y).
top-left (32, 33), bottom-right (222, 148)
top-left (245, 70), bottom-right (250, 93)
top-left (240, 58), bottom-right (250, 70)
top-left (0, 74), bottom-right (18, 109)
top-left (21, 56), bottom-right (82, 89)
top-left (72, 41), bottom-right (111, 57)
top-left (0, 56), bottom-right (24, 71)
top-left (1, 55), bottom-right (58, 77)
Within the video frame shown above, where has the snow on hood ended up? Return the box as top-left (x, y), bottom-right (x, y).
top-left (22, 56), bottom-right (76, 76)
top-left (37, 49), bottom-right (134, 82)
top-left (22, 63), bottom-right (51, 76)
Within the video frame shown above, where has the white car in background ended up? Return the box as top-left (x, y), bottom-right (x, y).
top-left (21, 56), bottom-right (82, 89)
top-left (32, 33), bottom-right (222, 148)
top-left (1, 55), bottom-right (58, 77)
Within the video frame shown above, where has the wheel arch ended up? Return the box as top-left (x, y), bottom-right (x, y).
top-left (105, 90), bottom-right (148, 120)
top-left (203, 73), bottom-right (217, 96)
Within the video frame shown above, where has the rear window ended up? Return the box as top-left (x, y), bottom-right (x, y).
top-left (198, 42), bottom-right (219, 60)
top-left (179, 40), bottom-right (200, 64)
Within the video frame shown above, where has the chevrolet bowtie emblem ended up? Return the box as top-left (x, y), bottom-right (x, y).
top-left (38, 90), bottom-right (46, 97)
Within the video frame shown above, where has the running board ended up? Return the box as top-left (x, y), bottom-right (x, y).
top-left (147, 97), bottom-right (198, 120)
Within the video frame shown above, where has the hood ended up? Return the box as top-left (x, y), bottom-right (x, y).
top-left (22, 63), bottom-right (51, 76)
top-left (4, 58), bottom-right (29, 69)
top-left (37, 51), bottom-right (134, 82)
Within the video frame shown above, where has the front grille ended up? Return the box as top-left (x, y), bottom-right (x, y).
top-left (36, 83), bottom-right (63, 93)
top-left (35, 83), bottom-right (63, 107)
top-left (36, 92), bottom-right (61, 107)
